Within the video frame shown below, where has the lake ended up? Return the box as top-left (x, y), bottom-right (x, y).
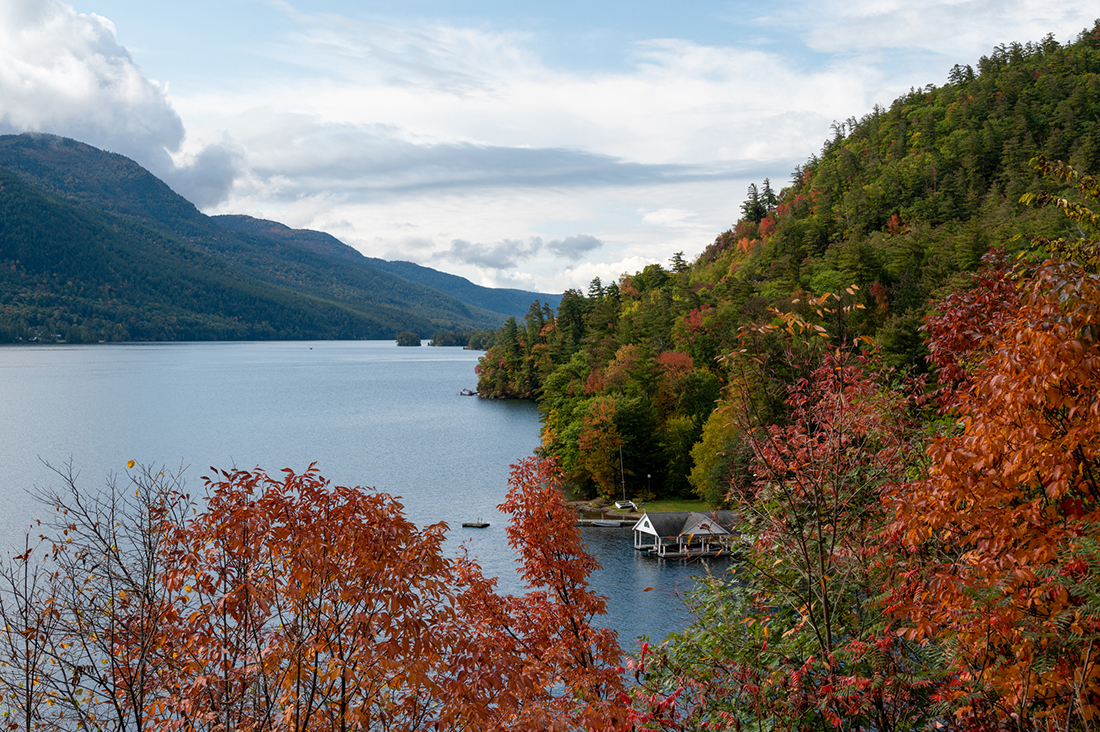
top-left (0, 340), bottom-right (728, 649)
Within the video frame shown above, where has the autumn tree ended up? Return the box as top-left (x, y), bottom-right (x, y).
top-left (0, 533), bottom-right (58, 731)
top-left (629, 299), bottom-right (936, 731)
top-left (888, 161), bottom-right (1100, 728)
top-left (0, 458), bottom-right (629, 731)
top-left (0, 461), bottom-right (189, 732)
top-left (578, 396), bottom-right (625, 498)
top-left (456, 456), bottom-right (626, 731)
top-left (150, 465), bottom-right (497, 731)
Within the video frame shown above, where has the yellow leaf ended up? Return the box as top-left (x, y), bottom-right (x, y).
top-left (126, 459), bottom-right (135, 469)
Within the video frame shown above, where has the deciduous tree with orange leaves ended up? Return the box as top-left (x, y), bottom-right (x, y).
top-left (889, 159), bottom-right (1100, 729)
top-left (457, 456), bottom-right (626, 731)
top-left (0, 457), bottom-right (626, 732)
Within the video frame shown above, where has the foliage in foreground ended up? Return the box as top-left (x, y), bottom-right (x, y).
top-left (0, 457), bottom-right (624, 731)
top-left (623, 161), bottom-right (1100, 731)
top-left (626, 312), bottom-right (940, 731)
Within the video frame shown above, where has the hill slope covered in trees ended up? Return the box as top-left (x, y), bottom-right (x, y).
top-left (0, 167), bottom-right (428, 341)
top-left (477, 26), bottom-right (1100, 503)
top-left (0, 134), bottom-right (541, 341)
top-left (212, 213), bottom-right (561, 319)
top-left (470, 25), bottom-right (1100, 729)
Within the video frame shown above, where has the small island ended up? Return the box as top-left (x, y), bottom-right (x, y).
top-left (395, 331), bottom-right (421, 346)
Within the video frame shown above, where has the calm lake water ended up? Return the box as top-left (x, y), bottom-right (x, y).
top-left (0, 341), bottom-right (727, 649)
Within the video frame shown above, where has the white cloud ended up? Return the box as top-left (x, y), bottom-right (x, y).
top-left (176, 12), bottom-right (866, 290)
top-left (547, 235), bottom-right (603, 259)
top-left (800, 0), bottom-right (1097, 58)
top-left (0, 0), bottom-right (183, 161)
top-left (443, 237), bottom-right (543, 270)
top-left (559, 256), bottom-right (660, 291)
top-left (4, 0), bottom-right (1099, 293)
top-left (642, 208), bottom-right (697, 226)
top-left (0, 0), bottom-right (240, 206)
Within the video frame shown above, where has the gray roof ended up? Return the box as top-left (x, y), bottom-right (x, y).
top-left (631, 511), bottom-right (739, 538)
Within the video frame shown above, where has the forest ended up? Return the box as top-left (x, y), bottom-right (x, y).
top-left (2, 24), bottom-right (1100, 732)
top-left (0, 135), bottom-right (533, 343)
top-left (476, 25), bottom-right (1100, 505)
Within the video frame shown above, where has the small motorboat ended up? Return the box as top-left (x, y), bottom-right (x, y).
top-left (462, 520), bottom-right (490, 528)
top-left (591, 519), bottom-right (623, 527)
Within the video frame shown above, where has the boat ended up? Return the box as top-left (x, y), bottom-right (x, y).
top-left (591, 519), bottom-right (623, 527)
top-left (615, 500), bottom-right (637, 510)
top-left (462, 520), bottom-right (490, 528)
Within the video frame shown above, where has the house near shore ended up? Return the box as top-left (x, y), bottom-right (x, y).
top-left (631, 511), bottom-right (739, 558)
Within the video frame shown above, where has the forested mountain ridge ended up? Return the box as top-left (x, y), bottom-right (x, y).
top-left (0, 133), bottom-right (548, 341)
top-left (476, 26), bottom-right (1100, 503)
top-left (360, 258), bottom-right (563, 320)
top-left (0, 167), bottom-right (439, 341)
top-left (212, 213), bottom-right (561, 318)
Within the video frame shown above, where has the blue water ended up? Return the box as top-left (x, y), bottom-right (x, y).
top-left (0, 341), bottom-right (727, 649)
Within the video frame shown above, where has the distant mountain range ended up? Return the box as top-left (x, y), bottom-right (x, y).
top-left (0, 133), bottom-right (559, 343)
top-left (211, 214), bottom-right (562, 320)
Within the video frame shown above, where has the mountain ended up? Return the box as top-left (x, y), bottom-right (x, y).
top-left (0, 133), bottom-right (548, 342)
top-left (361, 258), bottom-right (562, 319)
top-left (211, 214), bottom-right (562, 318)
top-left (0, 166), bottom-right (435, 342)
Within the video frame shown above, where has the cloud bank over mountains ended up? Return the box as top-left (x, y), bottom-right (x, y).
top-left (0, 0), bottom-right (237, 207)
top-left (3, 0), bottom-right (1099, 291)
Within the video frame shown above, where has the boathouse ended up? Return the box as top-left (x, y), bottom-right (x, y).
top-left (631, 511), bottom-right (739, 558)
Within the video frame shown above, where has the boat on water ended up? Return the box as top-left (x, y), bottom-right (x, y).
top-left (591, 519), bottom-right (624, 527)
top-left (462, 520), bottom-right (490, 528)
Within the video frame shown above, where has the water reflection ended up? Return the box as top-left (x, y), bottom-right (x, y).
top-left (580, 526), bottom-right (735, 650)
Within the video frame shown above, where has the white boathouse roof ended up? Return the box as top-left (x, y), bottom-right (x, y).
top-left (631, 511), bottom-right (738, 538)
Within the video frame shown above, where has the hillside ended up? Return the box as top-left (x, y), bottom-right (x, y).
top-left (0, 167), bottom-right (433, 341)
top-left (474, 27), bottom-right (1100, 502)
top-left (362, 258), bottom-right (562, 319)
top-left (212, 214), bottom-right (561, 318)
top-left (0, 134), bottom-right (540, 341)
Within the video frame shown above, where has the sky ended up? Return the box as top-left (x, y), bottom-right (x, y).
top-left (1, 1), bottom-right (1098, 293)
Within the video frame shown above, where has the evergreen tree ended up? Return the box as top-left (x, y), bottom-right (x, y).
top-left (587, 277), bottom-right (605, 299)
top-left (761, 178), bottom-right (778, 212)
top-left (740, 183), bottom-right (766, 223)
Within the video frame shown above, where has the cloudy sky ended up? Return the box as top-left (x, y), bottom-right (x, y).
top-left (1, 0), bottom-right (1097, 293)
